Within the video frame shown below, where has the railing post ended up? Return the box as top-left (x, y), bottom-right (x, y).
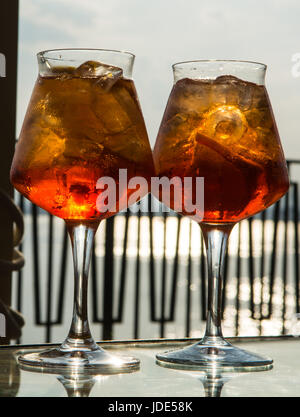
top-left (0, 1), bottom-right (19, 344)
top-left (102, 218), bottom-right (114, 340)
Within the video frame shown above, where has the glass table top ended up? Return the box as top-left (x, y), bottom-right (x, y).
top-left (0, 337), bottom-right (299, 397)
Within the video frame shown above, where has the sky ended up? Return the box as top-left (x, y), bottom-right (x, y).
top-left (18, 0), bottom-right (300, 158)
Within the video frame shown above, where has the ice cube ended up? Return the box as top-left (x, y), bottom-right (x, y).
top-left (75, 60), bottom-right (123, 91)
top-left (200, 104), bottom-right (248, 142)
top-left (174, 78), bottom-right (212, 115)
top-left (214, 75), bottom-right (254, 110)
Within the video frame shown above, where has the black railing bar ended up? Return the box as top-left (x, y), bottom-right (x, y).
top-left (45, 214), bottom-right (54, 342)
top-left (168, 215), bottom-right (181, 321)
top-left (32, 204), bottom-right (41, 324)
top-left (116, 209), bottom-right (130, 322)
top-left (292, 182), bottom-right (300, 314)
top-left (247, 217), bottom-right (256, 319)
top-left (159, 210), bottom-right (168, 338)
top-left (56, 224), bottom-right (68, 323)
top-left (16, 194), bottom-right (24, 344)
top-left (200, 233), bottom-right (207, 321)
top-left (281, 191), bottom-right (289, 335)
top-left (185, 220), bottom-right (192, 337)
top-left (16, 194), bottom-right (24, 313)
top-left (235, 223), bottom-right (241, 336)
top-left (91, 238), bottom-right (100, 323)
top-left (259, 210), bottom-right (266, 324)
top-left (148, 195), bottom-right (157, 321)
top-left (221, 221), bottom-right (231, 320)
top-left (102, 218), bottom-right (114, 340)
top-left (133, 208), bottom-right (141, 339)
top-left (286, 160), bottom-right (300, 165)
top-left (266, 199), bottom-right (281, 319)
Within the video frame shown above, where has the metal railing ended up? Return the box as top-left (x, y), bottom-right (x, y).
top-left (12, 160), bottom-right (300, 343)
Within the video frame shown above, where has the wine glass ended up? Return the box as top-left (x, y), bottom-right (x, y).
top-left (153, 60), bottom-right (289, 370)
top-left (10, 49), bottom-right (154, 372)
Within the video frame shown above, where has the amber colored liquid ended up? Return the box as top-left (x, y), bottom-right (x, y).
top-left (11, 71), bottom-right (154, 220)
top-left (153, 76), bottom-right (289, 223)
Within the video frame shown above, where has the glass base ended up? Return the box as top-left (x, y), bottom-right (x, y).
top-left (18, 344), bottom-right (140, 375)
top-left (156, 340), bottom-right (273, 372)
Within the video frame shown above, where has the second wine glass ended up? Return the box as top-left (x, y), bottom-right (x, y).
top-left (153, 60), bottom-right (289, 370)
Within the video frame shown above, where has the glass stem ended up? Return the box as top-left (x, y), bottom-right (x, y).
top-left (200, 223), bottom-right (234, 345)
top-left (62, 220), bottom-right (100, 351)
top-left (200, 371), bottom-right (225, 397)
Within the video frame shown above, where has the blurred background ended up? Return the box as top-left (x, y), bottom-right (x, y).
top-left (18, 0), bottom-right (300, 154)
top-left (2, 0), bottom-right (300, 344)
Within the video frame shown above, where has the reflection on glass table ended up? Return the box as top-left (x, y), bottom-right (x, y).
top-left (0, 337), bottom-right (299, 397)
